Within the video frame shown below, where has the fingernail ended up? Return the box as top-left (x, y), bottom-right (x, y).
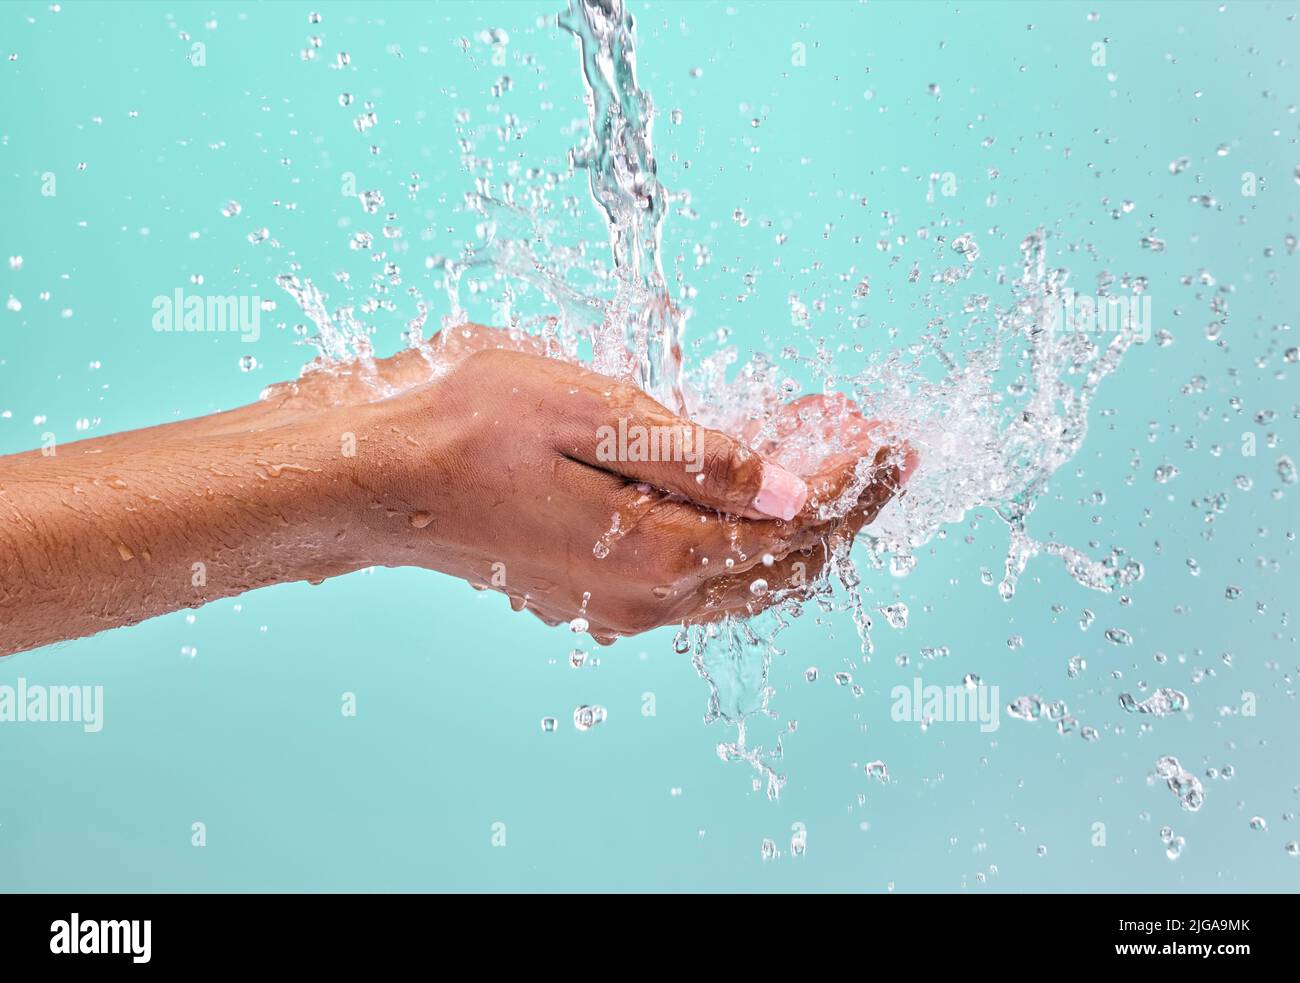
top-left (753, 465), bottom-right (808, 521)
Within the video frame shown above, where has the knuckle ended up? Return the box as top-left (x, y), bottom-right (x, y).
top-left (701, 439), bottom-right (745, 493)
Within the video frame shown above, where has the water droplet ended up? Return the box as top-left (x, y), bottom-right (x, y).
top-left (1119, 688), bottom-right (1188, 715)
top-left (880, 602), bottom-right (909, 628)
top-left (1277, 455), bottom-right (1297, 484)
top-left (572, 704), bottom-right (606, 731)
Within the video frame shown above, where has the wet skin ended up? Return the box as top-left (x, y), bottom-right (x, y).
top-left (0, 324), bottom-right (912, 656)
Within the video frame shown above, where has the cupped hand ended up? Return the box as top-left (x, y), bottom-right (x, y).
top-left (323, 332), bottom-right (909, 642)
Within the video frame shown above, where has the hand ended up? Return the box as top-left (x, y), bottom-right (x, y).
top-left (319, 342), bottom-right (909, 642)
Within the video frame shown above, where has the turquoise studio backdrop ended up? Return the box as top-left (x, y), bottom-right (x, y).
top-left (2, 0), bottom-right (1298, 891)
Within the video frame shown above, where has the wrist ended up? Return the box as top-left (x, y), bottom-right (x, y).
top-left (300, 382), bottom-right (457, 573)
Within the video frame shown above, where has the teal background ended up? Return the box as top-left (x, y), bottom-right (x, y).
top-left (2, 0), bottom-right (1298, 891)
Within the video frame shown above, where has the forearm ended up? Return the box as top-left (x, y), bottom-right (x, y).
top-left (0, 411), bottom-right (364, 656)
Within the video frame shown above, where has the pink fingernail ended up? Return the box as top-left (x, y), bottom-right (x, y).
top-left (753, 465), bottom-right (808, 521)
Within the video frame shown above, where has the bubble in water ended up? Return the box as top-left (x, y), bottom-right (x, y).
top-left (864, 760), bottom-right (889, 782)
top-left (760, 838), bottom-right (778, 861)
top-left (1249, 816), bottom-right (1268, 832)
top-left (540, 716), bottom-right (558, 732)
top-left (804, 667), bottom-right (818, 682)
top-left (238, 355), bottom-right (257, 372)
top-left (573, 704), bottom-right (606, 731)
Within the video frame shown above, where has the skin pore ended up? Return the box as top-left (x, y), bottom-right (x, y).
top-left (0, 324), bottom-right (910, 657)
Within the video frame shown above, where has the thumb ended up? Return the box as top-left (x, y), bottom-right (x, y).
top-left (557, 379), bottom-right (808, 521)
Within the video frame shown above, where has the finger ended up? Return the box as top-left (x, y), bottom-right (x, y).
top-left (554, 370), bottom-right (808, 521)
top-left (608, 442), bottom-right (900, 592)
top-left (687, 450), bottom-right (903, 620)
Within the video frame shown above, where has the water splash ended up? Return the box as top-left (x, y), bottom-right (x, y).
top-left (268, 0), bottom-right (1149, 800)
